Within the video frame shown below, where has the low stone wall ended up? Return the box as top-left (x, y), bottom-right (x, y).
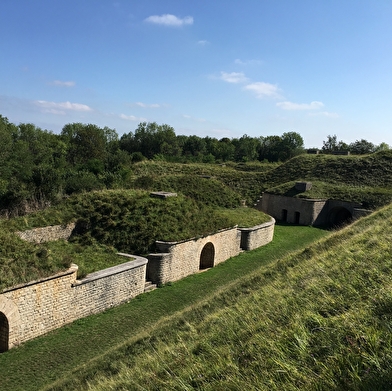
top-left (15, 223), bottom-right (76, 243)
top-left (239, 218), bottom-right (275, 251)
top-left (147, 227), bottom-right (241, 285)
top-left (0, 254), bottom-right (147, 350)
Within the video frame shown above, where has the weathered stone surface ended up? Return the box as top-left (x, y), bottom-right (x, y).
top-left (239, 218), bottom-right (275, 251)
top-left (15, 223), bottom-right (76, 243)
top-left (0, 255), bottom-right (147, 350)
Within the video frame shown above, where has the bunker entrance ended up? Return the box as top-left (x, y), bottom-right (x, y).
top-left (199, 242), bottom-right (215, 269)
top-left (0, 312), bottom-right (9, 353)
top-left (328, 207), bottom-right (352, 227)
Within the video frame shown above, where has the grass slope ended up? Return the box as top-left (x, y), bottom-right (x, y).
top-left (40, 205), bottom-right (392, 390)
top-left (261, 150), bottom-right (392, 208)
top-left (0, 224), bottom-right (328, 391)
top-left (0, 189), bottom-right (270, 290)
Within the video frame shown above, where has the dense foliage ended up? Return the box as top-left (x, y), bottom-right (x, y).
top-left (0, 115), bottom-right (304, 214)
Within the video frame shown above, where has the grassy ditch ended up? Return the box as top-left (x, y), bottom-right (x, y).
top-left (72, 205), bottom-right (392, 391)
top-left (0, 224), bottom-right (328, 391)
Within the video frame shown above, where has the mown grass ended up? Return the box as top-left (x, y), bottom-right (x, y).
top-left (28, 205), bottom-right (392, 390)
top-left (0, 224), bottom-right (328, 391)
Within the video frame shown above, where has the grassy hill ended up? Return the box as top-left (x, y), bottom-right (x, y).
top-left (40, 202), bottom-right (392, 390)
top-left (261, 150), bottom-right (392, 209)
top-left (0, 189), bottom-right (270, 289)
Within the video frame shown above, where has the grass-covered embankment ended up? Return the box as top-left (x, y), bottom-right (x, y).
top-left (0, 224), bottom-right (328, 391)
top-left (39, 204), bottom-right (392, 390)
top-left (0, 189), bottom-right (270, 289)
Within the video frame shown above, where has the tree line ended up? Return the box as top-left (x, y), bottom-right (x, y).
top-left (0, 114), bottom-right (387, 215)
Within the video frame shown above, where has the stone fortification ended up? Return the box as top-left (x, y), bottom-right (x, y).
top-left (15, 223), bottom-right (76, 243)
top-left (0, 254), bottom-right (147, 351)
top-left (260, 192), bottom-right (371, 226)
top-left (147, 220), bottom-right (275, 286)
top-left (147, 227), bottom-right (241, 285)
top-left (239, 218), bottom-right (275, 251)
top-left (1, 215), bottom-right (276, 351)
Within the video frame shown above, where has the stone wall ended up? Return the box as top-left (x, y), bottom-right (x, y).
top-left (0, 254), bottom-right (147, 349)
top-left (261, 192), bottom-right (369, 226)
top-left (147, 227), bottom-right (241, 285)
top-left (147, 221), bottom-right (275, 286)
top-left (239, 218), bottom-right (275, 251)
top-left (261, 193), bottom-right (327, 225)
top-left (15, 223), bottom-right (76, 243)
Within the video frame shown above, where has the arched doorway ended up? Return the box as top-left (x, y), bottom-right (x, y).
top-left (199, 242), bottom-right (215, 269)
top-left (0, 312), bottom-right (9, 353)
top-left (328, 207), bottom-right (352, 227)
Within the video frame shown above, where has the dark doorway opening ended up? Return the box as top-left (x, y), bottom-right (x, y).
top-left (199, 242), bottom-right (215, 269)
top-left (0, 312), bottom-right (9, 353)
top-left (294, 211), bottom-right (301, 224)
top-left (328, 207), bottom-right (352, 227)
top-left (282, 209), bottom-right (288, 222)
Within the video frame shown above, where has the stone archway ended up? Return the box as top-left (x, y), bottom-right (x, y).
top-left (328, 206), bottom-right (352, 227)
top-left (0, 296), bottom-right (20, 351)
top-left (199, 242), bottom-right (215, 270)
top-left (0, 312), bottom-right (9, 353)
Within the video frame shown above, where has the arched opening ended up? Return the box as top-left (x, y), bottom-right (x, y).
top-left (0, 312), bottom-right (9, 353)
top-left (199, 242), bottom-right (215, 270)
top-left (328, 207), bottom-right (352, 227)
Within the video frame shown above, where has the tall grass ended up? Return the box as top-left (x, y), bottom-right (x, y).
top-left (0, 224), bottom-right (328, 391)
top-left (44, 204), bottom-right (392, 391)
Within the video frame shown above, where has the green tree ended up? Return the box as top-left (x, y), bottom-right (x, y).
top-left (349, 139), bottom-right (376, 155)
top-left (120, 122), bottom-right (178, 159)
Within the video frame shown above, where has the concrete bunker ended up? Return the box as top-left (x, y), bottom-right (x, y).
top-left (327, 206), bottom-right (352, 227)
top-left (0, 312), bottom-right (9, 352)
top-left (199, 242), bottom-right (215, 269)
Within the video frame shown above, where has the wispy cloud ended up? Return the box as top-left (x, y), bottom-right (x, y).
top-left (220, 71), bottom-right (249, 84)
top-left (35, 100), bottom-right (92, 115)
top-left (50, 80), bottom-right (75, 87)
top-left (134, 102), bottom-right (161, 108)
top-left (145, 14), bottom-right (193, 27)
top-left (120, 113), bottom-right (147, 122)
top-left (244, 82), bottom-right (282, 99)
top-left (234, 59), bottom-right (263, 66)
top-left (276, 101), bottom-right (324, 110)
top-left (197, 40), bottom-right (209, 46)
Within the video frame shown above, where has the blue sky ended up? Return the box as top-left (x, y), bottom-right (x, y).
top-left (1, 0), bottom-right (392, 148)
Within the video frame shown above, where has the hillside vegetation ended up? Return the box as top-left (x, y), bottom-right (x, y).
top-left (0, 189), bottom-right (270, 289)
top-left (262, 150), bottom-right (392, 208)
top-left (43, 202), bottom-right (392, 391)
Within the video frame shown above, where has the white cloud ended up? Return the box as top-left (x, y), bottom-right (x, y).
top-left (220, 71), bottom-right (249, 84)
top-left (134, 102), bottom-right (161, 108)
top-left (234, 59), bottom-right (263, 66)
top-left (244, 82), bottom-right (281, 99)
top-left (120, 114), bottom-right (147, 122)
top-left (51, 80), bottom-right (75, 87)
top-left (197, 40), bottom-right (209, 46)
top-left (35, 100), bottom-right (92, 114)
top-left (145, 14), bottom-right (193, 27)
top-left (276, 101), bottom-right (324, 110)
